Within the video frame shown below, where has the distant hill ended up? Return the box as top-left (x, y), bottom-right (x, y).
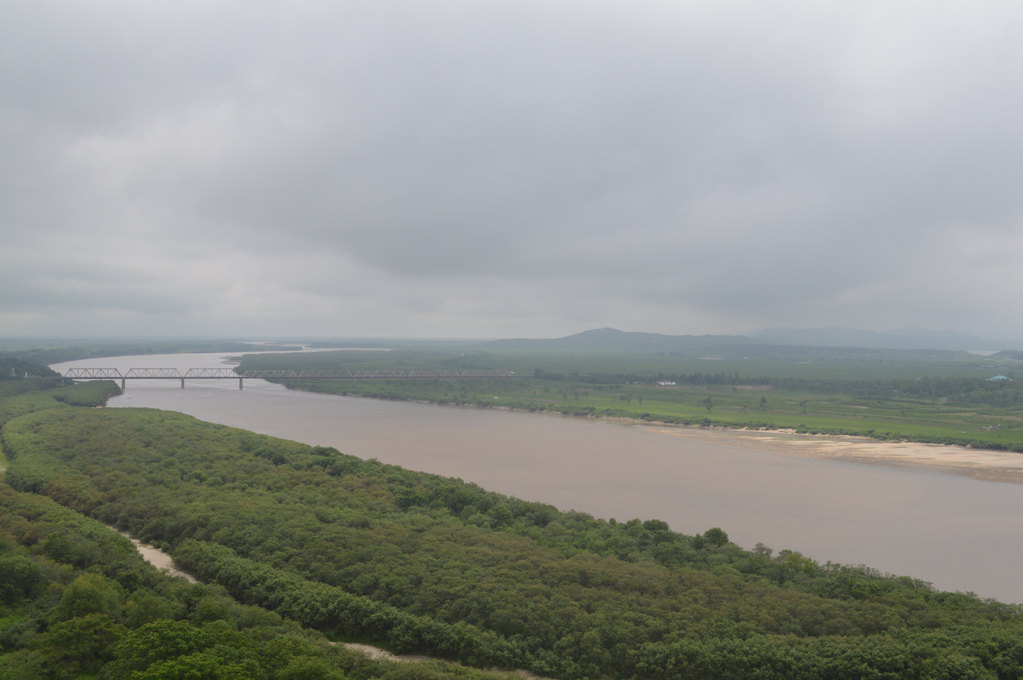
top-left (751, 326), bottom-right (1019, 352)
top-left (483, 328), bottom-right (990, 361)
top-left (485, 327), bottom-right (752, 353)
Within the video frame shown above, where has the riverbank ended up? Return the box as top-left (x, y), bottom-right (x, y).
top-left (367, 396), bottom-right (1023, 486)
top-left (631, 421), bottom-right (1023, 485)
top-left (240, 343), bottom-right (1023, 453)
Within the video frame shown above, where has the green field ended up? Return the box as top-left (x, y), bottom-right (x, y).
top-left (237, 342), bottom-right (1023, 452)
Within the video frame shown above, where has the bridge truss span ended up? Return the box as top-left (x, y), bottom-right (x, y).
top-left (236, 369), bottom-right (516, 380)
top-left (184, 368), bottom-right (238, 379)
top-left (63, 368), bottom-right (124, 380)
top-left (125, 368), bottom-right (185, 379)
top-left (60, 367), bottom-right (517, 390)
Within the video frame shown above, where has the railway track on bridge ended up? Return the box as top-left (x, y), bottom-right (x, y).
top-left (60, 367), bottom-right (518, 389)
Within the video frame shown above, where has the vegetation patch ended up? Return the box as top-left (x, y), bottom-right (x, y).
top-left (0, 385), bottom-right (562, 680)
top-left (3, 403), bottom-right (1022, 679)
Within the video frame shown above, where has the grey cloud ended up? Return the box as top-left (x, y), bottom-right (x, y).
top-left (3, 1), bottom-right (1023, 338)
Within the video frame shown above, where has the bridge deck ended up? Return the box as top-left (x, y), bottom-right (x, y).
top-left (61, 368), bottom-right (517, 380)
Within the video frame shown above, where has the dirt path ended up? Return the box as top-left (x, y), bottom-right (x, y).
top-left (114, 530), bottom-right (198, 583)
top-left (115, 528), bottom-right (547, 676)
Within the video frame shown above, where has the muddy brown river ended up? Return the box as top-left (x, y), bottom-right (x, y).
top-left (52, 351), bottom-right (1023, 603)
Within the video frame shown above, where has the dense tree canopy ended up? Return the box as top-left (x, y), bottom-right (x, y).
top-left (3, 394), bottom-right (1022, 679)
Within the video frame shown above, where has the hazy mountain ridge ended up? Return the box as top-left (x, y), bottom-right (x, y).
top-left (485, 327), bottom-right (1000, 358)
top-left (485, 327), bottom-right (752, 352)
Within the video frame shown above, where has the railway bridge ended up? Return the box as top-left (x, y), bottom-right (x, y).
top-left (60, 367), bottom-right (517, 390)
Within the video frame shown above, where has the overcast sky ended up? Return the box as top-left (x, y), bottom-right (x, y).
top-left (3, 1), bottom-right (1023, 340)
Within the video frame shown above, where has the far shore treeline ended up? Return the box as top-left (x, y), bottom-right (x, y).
top-left (0, 339), bottom-right (301, 367)
top-left (234, 329), bottom-right (1023, 452)
top-left (1, 340), bottom-right (1023, 679)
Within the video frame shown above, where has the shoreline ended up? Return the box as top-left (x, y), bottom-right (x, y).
top-left (628, 420), bottom-right (1023, 485)
top-left (291, 385), bottom-right (1023, 486)
top-left (384, 395), bottom-right (1023, 486)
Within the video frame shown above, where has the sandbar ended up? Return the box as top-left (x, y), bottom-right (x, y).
top-left (635, 424), bottom-right (1023, 485)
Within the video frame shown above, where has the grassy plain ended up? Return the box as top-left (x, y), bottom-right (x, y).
top-left (237, 343), bottom-right (1023, 451)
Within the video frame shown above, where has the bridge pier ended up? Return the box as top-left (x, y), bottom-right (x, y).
top-left (239, 377), bottom-right (244, 390)
top-left (121, 378), bottom-right (126, 390)
top-left (181, 378), bottom-right (185, 389)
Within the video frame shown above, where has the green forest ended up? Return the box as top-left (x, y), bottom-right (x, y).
top-left (0, 375), bottom-right (541, 680)
top-left (2, 360), bottom-right (1023, 679)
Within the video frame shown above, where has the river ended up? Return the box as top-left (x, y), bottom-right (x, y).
top-left (52, 351), bottom-right (1023, 603)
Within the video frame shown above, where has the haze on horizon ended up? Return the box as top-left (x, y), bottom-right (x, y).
top-left (3, 1), bottom-right (1023, 342)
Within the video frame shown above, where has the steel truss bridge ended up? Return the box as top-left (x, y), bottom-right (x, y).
top-left (61, 367), bottom-right (517, 390)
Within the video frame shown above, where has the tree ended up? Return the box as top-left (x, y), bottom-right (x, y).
top-left (703, 527), bottom-right (729, 547)
top-left (30, 613), bottom-right (126, 674)
top-left (0, 555), bottom-right (43, 603)
top-left (107, 619), bottom-right (203, 674)
top-left (56, 572), bottom-right (124, 620)
top-left (135, 652), bottom-right (255, 680)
